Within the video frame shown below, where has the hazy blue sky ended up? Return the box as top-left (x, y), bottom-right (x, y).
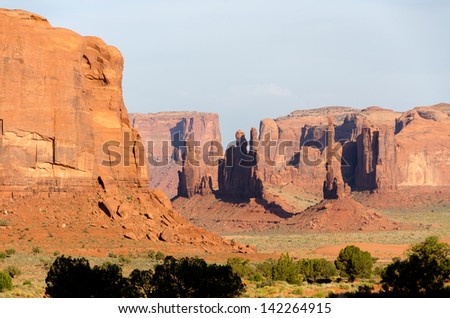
top-left (3, 0), bottom-right (450, 142)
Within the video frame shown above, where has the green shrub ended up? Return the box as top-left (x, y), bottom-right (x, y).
top-left (152, 256), bottom-right (244, 297)
top-left (46, 256), bottom-right (133, 298)
top-left (256, 258), bottom-right (276, 279)
top-left (0, 252), bottom-right (6, 260)
top-left (32, 246), bottom-right (42, 255)
top-left (272, 253), bottom-right (301, 284)
top-left (45, 256), bottom-right (93, 297)
top-left (298, 258), bottom-right (337, 283)
top-left (335, 245), bottom-right (373, 281)
top-left (147, 250), bottom-right (156, 260)
top-left (5, 249), bottom-right (16, 257)
top-left (23, 280), bottom-right (32, 286)
top-left (91, 262), bottom-right (129, 297)
top-left (357, 283), bottom-right (374, 295)
top-left (381, 236), bottom-right (450, 297)
top-left (227, 257), bottom-right (263, 282)
top-left (118, 255), bottom-right (131, 265)
top-left (155, 251), bottom-right (165, 261)
top-left (0, 271), bottom-right (13, 292)
top-left (127, 269), bottom-right (154, 297)
top-left (5, 266), bottom-right (21, 278)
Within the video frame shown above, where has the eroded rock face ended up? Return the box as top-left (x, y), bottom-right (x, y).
top-left (129, 112), bottom-right (221, 198)
top-left (0, 9), bottom-right (147, 194)
top-left (0, 9), bottom-right (253, 255)
top-left (250, 104), bottom-right (450, 195)
top-left (323, 117), bottom-right (344, 199)
top-left (218, 129), bottom-right (263, 199)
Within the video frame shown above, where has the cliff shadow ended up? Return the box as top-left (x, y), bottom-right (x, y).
top-left (212, 191), bottom-right (294, 219)
top-left (341, 141), bottom-right (357, 190)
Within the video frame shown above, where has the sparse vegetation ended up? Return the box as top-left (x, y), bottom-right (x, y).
top-left (32, 247), bottom-right (42, 255)
top-left (118, 255), bottom-right (131, 265)
top-left (155, 251), bottom-right (165, 261)
top-left (147, 250), bottom-right (156, 259)
top-left (5, 248), bottom-right (16, 257)
top-left (5, 266), bottom-right (21, 278)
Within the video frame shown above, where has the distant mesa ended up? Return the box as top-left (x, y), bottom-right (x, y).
top-left (129, 112), bottom-right (222, 198)
top-left (163, 103), bottom-right (449, 234)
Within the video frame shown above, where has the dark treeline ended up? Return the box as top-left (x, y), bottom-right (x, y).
top-left (43, 236), bottom-right (450, 298)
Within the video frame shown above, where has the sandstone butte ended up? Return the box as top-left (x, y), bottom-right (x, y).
top-left (141, 105), bottom-right (450, 201)
top-left (0, 9), bottom-right (253, 256)
top-left (167, 104), bottom-right (450, 233)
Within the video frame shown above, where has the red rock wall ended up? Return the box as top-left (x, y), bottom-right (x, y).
top-left (0, 9), bottom-right (147, 195)
top-left (252, 105), bottom-right (450, 195)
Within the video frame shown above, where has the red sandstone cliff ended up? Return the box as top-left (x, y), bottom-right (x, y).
top-left (0, 9), bottom-right (251, 255)
top-left (129, 112), bottom-right (221, 198)
top-left (254, 104), bottom-right (450, 195)
top-left (0, 9), bottom-right (147, 192)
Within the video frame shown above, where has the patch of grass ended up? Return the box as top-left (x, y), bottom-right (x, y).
top-left (155, 251), bottom-right (165, 261)
top-left (38, 258), bottom-right (52, 270)
top-left (5, 266), bottom-right (21, 278)
top-left (31, 247), bottom-right (42, 255)
top-left (118, 255), bottom-right (131, 265)
top-left (312, 291), bottom-right (329, 298)
top-left (5, 249), bottom-right (16, 257)
top-left (0, 219), bottom-right (9, 226)
top-left (291, 287), bottom-right (304, 296)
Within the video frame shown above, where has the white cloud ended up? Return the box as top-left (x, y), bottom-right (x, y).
top-left (229, 83), bottom-right (293, 97)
